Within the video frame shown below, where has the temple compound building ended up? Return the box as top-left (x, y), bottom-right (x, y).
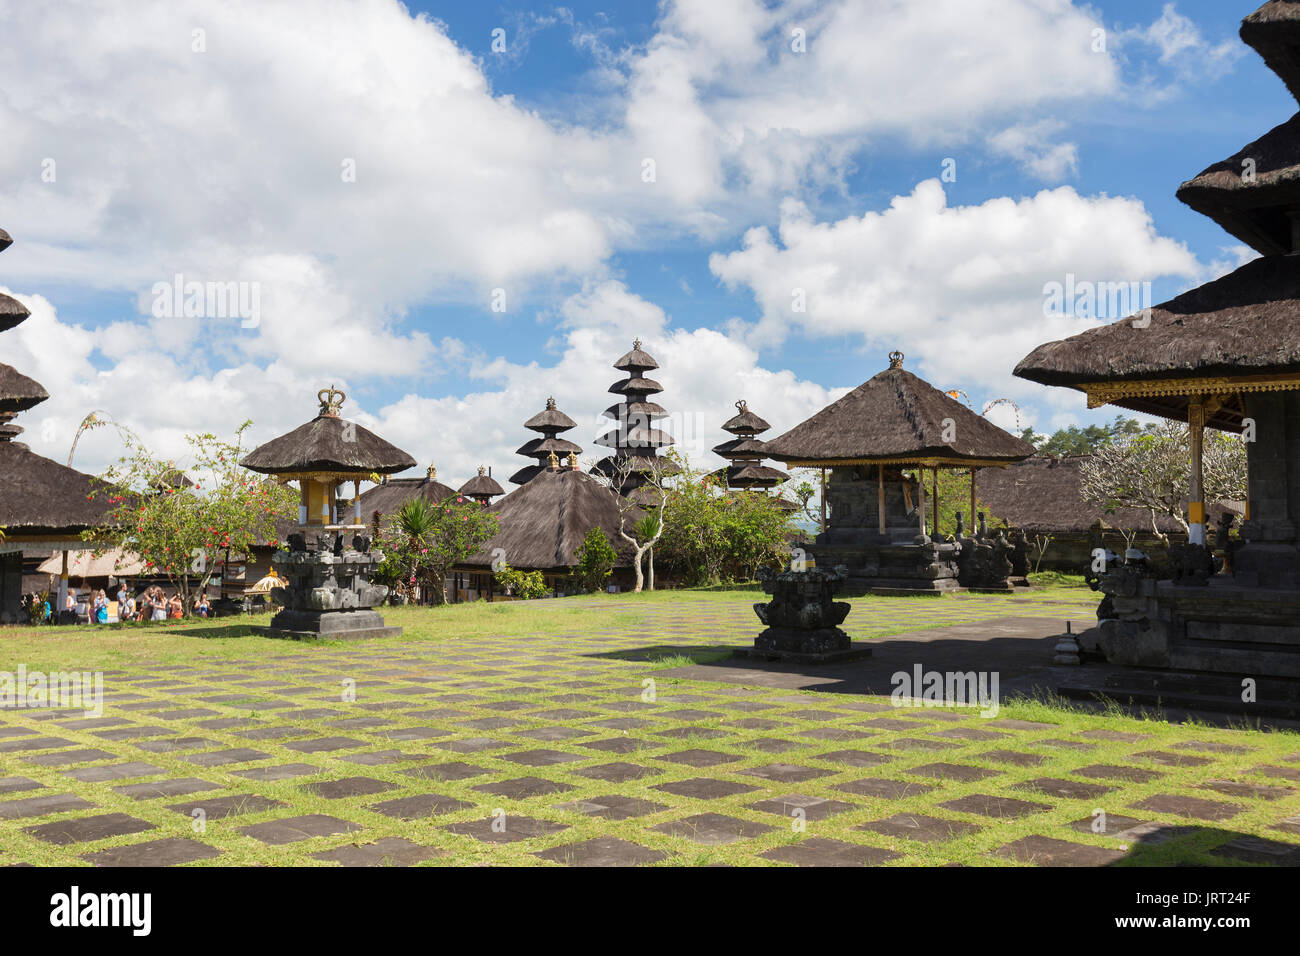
top-left (765, 352), bottom-right (1034, 594)
top-left (711, 400), bottom-right (797, 510)
top-left (241, 386), bottom-right (414, 639)
top-left (0, 226), bottom-right (110, 622)
top-left (591, 339), bottom-right (678, 504)
top-left (510, 397), bottom-right (582, 485)
top-left (458, 466), bottom-right (505, 506)
top-left (1015, 0), bottom-right (1300, 676)
top-left (357, 462), bottom-right (456, 528)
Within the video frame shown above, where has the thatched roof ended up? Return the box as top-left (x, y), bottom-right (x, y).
top-left (1242, 2), bottom-right (1300, 104)
top-left (516, 436), bottom-right (583, 457)
top-left (613, 340), bottom-right (659, 372)
top-left (458, 467), bottom-right (505, 499)
top-left (609, 376), bottom-right (663, 396)
top-left (0, 363), bottom-right (49, 413)
top-left (0, 293), bottom-right (29, 334)
top-left (523, 398), bottom-right (578, 432)
top-left (0, 440), bottom-right (111, 535)
top-left (1176, 112), bottom-right (1300, 256)
top-left (765, 355), bottom-right (1035, 466)
top-left (722, 402), bottom-right (771, 434)
top-left (593, 425), bottom-right (675, 449)
top-left (1014, 255), bottom-right (1300, 430)
top-left (602, 401), bottom-right (667, 421)
top-left (975, 455), bottom-right (1240, 535)
top-left (712, 437), bottom-right (769, 456)
top-left (241, 412), bottom-right (416, 476)
top-left (36, 547), bottom-right (149, 579)
top-left (358, 472), bottom-right (457, 522)
top-left (710, 463), bottom-right (787, 488)
top-left (0, 227), bottom-right (11, 252)
top-left (461, 468), bottom-right (635, 571)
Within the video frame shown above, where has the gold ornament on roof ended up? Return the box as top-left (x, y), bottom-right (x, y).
top-left (318, 385), bottom-right (346, 417)
top-left (426, 463), bottom-right (437, 480)
top-left (888, 351), bottom-right (904, 369)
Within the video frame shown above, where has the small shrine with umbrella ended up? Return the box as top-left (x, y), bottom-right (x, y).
top-left (240, 386), bottom-right (415, 639)
top-left (764, 352), bottom-right (1035, 593)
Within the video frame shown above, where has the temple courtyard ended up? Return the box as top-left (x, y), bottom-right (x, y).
top-left (1, 583), bottom-right (1299, 868)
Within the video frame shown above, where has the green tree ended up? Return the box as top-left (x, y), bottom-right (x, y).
top-left (378, 495), bottom-right (498, 605)
top-left (493, 563), bottom-right (550, 599)
top-left (572, 527), bottom-right (618, 593)
top-left (86, 420), bottom-right (298, 614)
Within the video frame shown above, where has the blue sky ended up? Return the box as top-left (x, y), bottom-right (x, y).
top-left (0, 0), bottom-right (1286, 483)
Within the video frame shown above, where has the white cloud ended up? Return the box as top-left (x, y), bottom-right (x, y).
top-left (988, 121), bottom-right (1079, 182)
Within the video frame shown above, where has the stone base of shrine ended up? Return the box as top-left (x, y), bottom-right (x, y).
top-left (259, 608), bottom-right (402, 642)
top-left (738, 626), bottom-right (872, 664)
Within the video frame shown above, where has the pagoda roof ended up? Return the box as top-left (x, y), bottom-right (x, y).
top-left (1176, 112), bottom-right (1300, 256)
top-left (721, 401), bottom-right (771, 434)
top-left (0, 293), bottom-right (29, 334)
top-left (0, 363), bottom-right (49, 414)
top-left (357, 472), bottom-right (458, 519)
top-left (608, 376), bottom-right (663, 396)
top-left (241, 387), bottom-right (416, 477)
top-left (589, 455), bottom-right (682, 479)
top-left (711, 463), bottom-right (788, 487)
top-left (613, 340), bottom-right (660, 373)
top-left (0, 439), bottom-right (111, 536)
top-left (593, 426), bottom-right (676, 449)
top-left (0, 227), bottom-right (11, 253)
top-left (458, 468), bottom-right (505, 499)
top-left (712, 437), bottom-right (769, 457)
top-left (1014, 254), bottom-right (1300, 431)
top-left (765, 354), bottom-right (1034, 467)
top-left (1242, 1), bottom-right (1300, 104)
top-left (515, 436), bottom-right (583, 457)
top-left (601, 401), bottom-right (667, 421)
top-left (461, 469), bottom-right (635, 571)
top-left (523, 398), bottom-right (578, 432)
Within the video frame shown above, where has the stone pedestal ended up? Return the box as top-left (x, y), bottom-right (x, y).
top-left (745, 565), bottom-right (869, 663)
top-left (260, 530), bottom-right (401, 641)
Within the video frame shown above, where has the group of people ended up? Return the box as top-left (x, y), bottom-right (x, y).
top-left (23, 585), bottom-right (213, 624)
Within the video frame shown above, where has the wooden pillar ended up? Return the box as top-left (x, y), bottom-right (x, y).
top-left (916, 468), bottom-right (927, 537)
top-left (57, 550), bottom-right (69, 617)
top-left (877, 464), bottom-right (886, 535)
top-left (1188, 396), bottom-right (1206, 546)
top-left (353, 479), bottom-right (361, 525)
top-left (298, 482), bottom-right (308, 525)
top-left (931, 467), bottom-right (939, 536)
top-left (820, 467), bottom-right (827, 533)
top-left (969, 468), bottom-right (977, 531)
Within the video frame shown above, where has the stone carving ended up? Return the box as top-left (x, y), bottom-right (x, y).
top-left (267, 532), bottom-right (393, 638)
top-left (752, 564), bottom-right (853, 659)
top-left (1168, 542), bottom-right (1216, 587)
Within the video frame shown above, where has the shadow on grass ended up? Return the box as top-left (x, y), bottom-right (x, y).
top-left (589, 645), bottom-right (737, 668)
top-left (1107, 825), bottom-right (1300, 867)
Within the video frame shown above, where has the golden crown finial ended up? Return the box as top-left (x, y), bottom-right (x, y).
top-left (548, 450), bottom-right (560, 469)
top-left (545, 396), bottom-right (556, 409)
top-left (426, 463), bottom-right (437, 480)
top-left (477, 465), bottom-right (486, 476)
top-left (888, 351), bottom-right (904, 369)
top-left (736, 399), bottom-right (747, 412)
top-left (318, 385), bottom-right (346, 416)
top-left (567, 452), bottom-right (578, 469)
top-left (633, 337), bottom-right (642, 350)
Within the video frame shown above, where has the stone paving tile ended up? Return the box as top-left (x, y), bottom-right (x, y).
top-left (230, 764), bottom-right (323, 782)
top-left (458, 717), bottom-right (527, 731)
top-left (653, 778), bottom-right (762, 800)
top-left (167, 794), bottom-right (286, 819)
top-left (501, 748), bottom-right (586, 767)
top-left (0, 726), bottom-right (36, 738)
top-left (931, 727), bottom-right (1008, 742)
top-left (653, 728), bottom-right (731, 740)
top-left (575, 762), bottom-right (661, 783)
top-left (1175, 740), bottom-right (1252, 755)
top-left (402, 761), bottom-right (492, 782)
top-left (536, 837), bottom-right (669, 867)
top-left (749, 793), bottom-right (856, 821)
top-left (472, 777), bottom-right (576, 799)
top-left (1076, 729), bottom-right (1149, 742)
top-left (856, 813), bottom-right (982, 843)
top-left (993, 835), bottom-right (1126, 866)
top-left (56, 717), bottom-right (132, 731)
top-left (310, 837), bottom-right (444, 866)
top-left (938, 793), bottom-right (1051, 819)
top-left (516, 726), bottom-right (595, 741)
top-left (1133, 750), bottom-right (1211, 768)
top-left (369, 793), bottom-right (475, 819)
top-left (152, 708), bottom-right (222, 720)
top-left (444, 815), bottom-right (570, 843)
top-left (342, 750), bottom-right (426, 766)
top-left (93, 725), bottom-right (175, 741)
top-left (1039, 739), bottom-right (1094, 751)
top-left (1012, 777), bottom-right (1114, 800)
top-left (240, 814), bottom-right (363, 845)
top-left (284, 737), bottom-right (367, 753)
top-left (237, 726), bottom-right (315, 741)
top-left (1068, 812), bottom-right (1145, 837)
top-left (658, 749), bottom-right (740, 768)
top-left (63, 761), bottom-right (164, 783)
top-left (978, 750), bottom-right (1047, 767)
top-left (907, 762), bottom-right (1001, 783)
top-left (1200, 780), bottom-right (1294, 801)
top-left (651, 812), bottom-right (776, 845)
top-left (304, 777), bottom-right (399, 799)
top-left (378, 726), bottom-right (453, 741)
top-left (1211, 835), bottom-right (1300, 866)
top-left (0, 777), bottom-right (43, 795)
top-left (0, 790), bottom-right (97, 822)
top-left (113, 778), bottom-right (222, 800)
top-left (81, 838), bottom-right (221, 867)
top-left (431, 737), bottom-right (512, 754)
top-left (135, 737), bottom-right (217, 753)
top-left (796, 728), bottom-right (878, 742)
top-left (0, 737), bottom-right (76, 753)
top-left (1253, 765), bottom-right (1300, 782)
top-left (25, 748), bottom-right (118, 766)
top-left (749, 738), bottom-right (805, 754)
top-left (834, 778), bottom-right (935, 800)
top-left (554, 794), bottom-right (668, 820)
top-left (816, 748), bottom-right (891, 767)
top-left (1073, 764), bottom-right (1162, 783)
top-left (1272, 816), bottom-right (1300, 836)
top-left (1129, 794), bottom-right (1242, 822)
top-left (24, 812), bottom-right (156, 845)
top-left (883, 738), bottom-right (963, 752)
top-left (182, 748), bottom-right (271, 767)
top-left (761, 837), bottom-right (902, 867)
top-left (740, 763), bottom-right (833, 784)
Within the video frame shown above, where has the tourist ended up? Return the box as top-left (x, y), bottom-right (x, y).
top-left (168, 593), bottom-right (183, 619)
top-left (92, 590), bottom-right (109, 625)
top-left (116, 582), bottom-right (128, 609)
top-left (150, 588), bottom-right (167, 622)
top-left (123, 591), bottom-right (136, 622)
top-left (194, 594), bottom-right (210, 618)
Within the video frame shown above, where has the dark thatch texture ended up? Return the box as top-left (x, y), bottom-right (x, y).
top-left (0, 227), bottom-right (11, 252)
top-left (515, 436), bottom-right (582, 457)
top-left (721, 406), bottom-right (772, 434)
top-left (458, 468), bottom-right (505, 499)
top-left (0, 363), bottom-right (49, 413)
top-left (602, 401), bottom-right (667, 420)
top-left (613, 343), bottom-right (659, 372)
top-left (357, 473), bottom-right (457, 522)
top-left (523, 402), bottom-right (578, 431)
top-left (976, 455), bottom-right (1240, 535)
top-left (514, 398), bottom-right (583, 487)
top-left (764, 364), bottom-right (1035, 465)
top-left (1242, 1), bottom-right (1300, 105)
top-left (0, 440), bottom-right (111, 535)
top-left (241, 414), bottom-right (416, 476)
top-left (1176, 112), bottom-right (1300, 256)
top-left (0, 293), bottom-right (29, 334)
top-left (461, 468), bottom-right (635, 571)
top-left (1014, 254), bottom-right (1300, 430)
top-left (609, 376), bottom-right (663, 396)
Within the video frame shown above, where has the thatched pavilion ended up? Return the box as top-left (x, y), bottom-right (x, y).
top-left (1014, 1), bottom-right (1300, 674)
top-left (711, 400), bottom-right (794, 497)
top-left (357, 463), bottom-right (456, 530)
top-left (510, 397), bottom-right (582, 485)
top-left (765, 352), bottom-right (1034, 593)
top-left (591, 339), bottom-right (678, 503)
top-left (0, 226), bottom-right (111, 622)
top-left (240, 386), bottom-right (415, 639)
top-left (458, 466), bottom-right (505, 506)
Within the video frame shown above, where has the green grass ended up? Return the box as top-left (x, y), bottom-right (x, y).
top-left (1, 581), bottom-right (1297, 867)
